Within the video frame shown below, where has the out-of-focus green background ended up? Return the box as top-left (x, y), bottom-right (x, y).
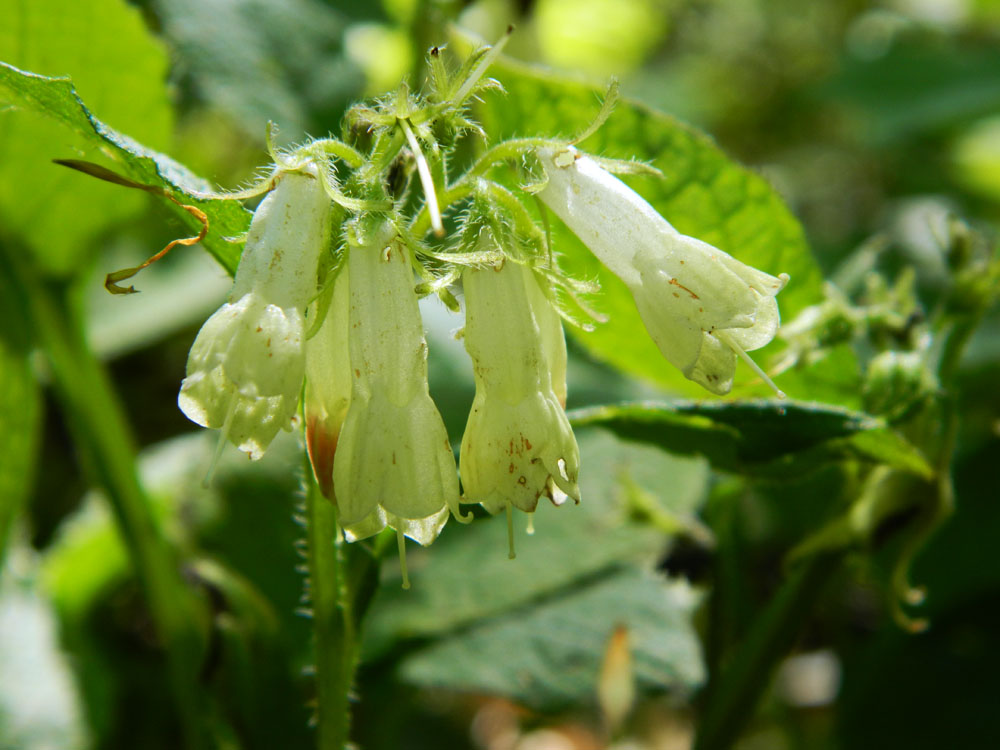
top-left (2, 1), bottom-right (1000, 748)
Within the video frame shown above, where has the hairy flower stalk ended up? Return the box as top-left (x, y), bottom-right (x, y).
top-left (179, 163), bottom-right (332, 459)
top-left (331, 222), bottom-right (463, 584)
top-left (460, 251), bottom-right (580, 556)
top-left (536, 146), bottom-right (788, 396)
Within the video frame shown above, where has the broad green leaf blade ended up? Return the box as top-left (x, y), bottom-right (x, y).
top-left (0, 0), bottom-right (175, 275)
top-left (475, 55), bottom-right (846, 398)
top-left (363, 428), bottom-right (708, 656)
top-left (0, 61), bottom-right (249, 276)
top-left (400, 568), bottom-right (704, 710)
top-left (822, 39), bottom-right (1000, 145)
top-left (569, 400), bottom-right (933, 478)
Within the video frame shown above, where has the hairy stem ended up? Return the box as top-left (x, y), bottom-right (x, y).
top-left (305, 473), bottom-right (355, 749)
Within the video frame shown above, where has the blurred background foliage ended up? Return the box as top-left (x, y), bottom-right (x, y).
top-left (1, 0), bottom-right (1000, 749)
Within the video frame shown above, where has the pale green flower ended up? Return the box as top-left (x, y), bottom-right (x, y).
top-left (460, 254), bottom-right (580, 549)
top-left (331, 223), bottom-right (463, 553)
top-left (304, 267), bottom-right (352, 499)
top-left (537, 146), bottom-right (788, 395)
top-left (179, 165), bottom-right (332, 458)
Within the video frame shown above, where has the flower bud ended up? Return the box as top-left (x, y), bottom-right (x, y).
top-left (537, 146), bottom-right (788, 395)
top-left (179, 165), bottom-right (332, 458)
top-left (331, 223), bottom-right (462, 546)
top-left (459, 255), bottom-right (581, 520)
top-left (863, 349), bottom-right (936, 417)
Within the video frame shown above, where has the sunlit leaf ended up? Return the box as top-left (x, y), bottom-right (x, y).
top-left (0, 61), bottom-right (249, 275)
top-left (474, 54), bottom-right (849, 399)
top-left (0, 0), bottom-right (177, 275)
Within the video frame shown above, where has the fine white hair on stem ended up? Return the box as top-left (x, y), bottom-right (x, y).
top-left (452, 27), bottom-right (513, 106)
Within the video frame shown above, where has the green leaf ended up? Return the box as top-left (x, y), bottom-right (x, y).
top-left (399, 568), bottom-right (704, 710)
top-left (569, 400), bottom-right (933, 478)
top-left (363, 428), bottom-right (708, 655)
top-left (0, 61), bottom-right (249, 276)
top-left (151, 0), bottom-right (362, 141)
top-left (821, 38), bottom-right (1000, 145)
top-left (476, 55), bottom-right (839, 398)
top-left (0, 0), bottom-right (172, 274)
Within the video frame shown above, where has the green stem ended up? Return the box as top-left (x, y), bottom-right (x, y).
top-left (305, 474), bottom-right (355, 749)
top-left (693, 551), bottom-right (844, 750)
top-left (409, 182), bottom-right (476, 239)
top-left (937, 318), bottom-right (976, 389)
top-left (2, 246), bottom-right (208, 746)
top-left (465, 137), bottom-right (557, 181)
top-left (408, 137), bottom-right (558, 239)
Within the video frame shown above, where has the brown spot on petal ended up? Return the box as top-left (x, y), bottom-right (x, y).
top-left (517, 476), bottom-right (527, 486)
top-left (524, 437), bottom-right (533, 450)
top-left (509, 462), bottom-right (516, 473)
top-left (256, 326), bottom-right (263, 332)
top-left (669, 278), bottom-right (699, 299)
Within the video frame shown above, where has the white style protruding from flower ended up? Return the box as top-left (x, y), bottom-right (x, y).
top-left (536, 146), bottom-right (788, 396)
top-left (331, 222), bottom-right (463, 578)
top-left (460, 251), bottom-right (580, 556)
top-left (179, 164), bottom-right (332, 459)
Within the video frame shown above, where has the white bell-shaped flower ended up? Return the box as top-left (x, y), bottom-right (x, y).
top-left (304, 267), bottom-right (352, 499)
top-left (179, 164), bottom-right (332, 458)
top-left (459, 253), bottom-right (581, 533)
top-left (537, 146), bottom-right (788, 395)
top-left (331, 223), bottom-right (462, 551)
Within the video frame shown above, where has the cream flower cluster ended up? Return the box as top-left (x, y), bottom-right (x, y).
top-left (175, 62), bottom-right (788, 582)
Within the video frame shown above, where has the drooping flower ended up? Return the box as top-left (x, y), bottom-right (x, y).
top-left (536, 146), bottom-right (788, 395)
top-left (331, 222), bottom-right (463, 567)
top-left (304, 267), bottom-right (352, 499)
top-left (460, 248), bottom-right (580, 554)
top-left (179, 163), bottom-right (333, 458)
